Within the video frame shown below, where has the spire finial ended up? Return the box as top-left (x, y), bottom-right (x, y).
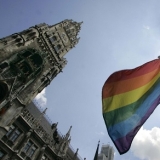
top-left (42, 108), bottom-right (47, 114)
top-left (75, 148), bottom-right (79, 155)
top-left (68, 125), bottom-right (72, 133)
top-left (73, 148), bottom-right (79, 159)
top-left (93, 140), bottom-right (100, 160)
top-left (79, 21), bottom-right (83, 25)
top-left (65, 126), bottom-right (72, 140)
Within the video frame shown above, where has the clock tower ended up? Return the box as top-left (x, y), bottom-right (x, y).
top-left (0, 19), bottom-right (82, 137)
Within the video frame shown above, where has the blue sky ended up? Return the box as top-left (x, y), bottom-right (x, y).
top-left (1, 1), bottom-right (160, 160)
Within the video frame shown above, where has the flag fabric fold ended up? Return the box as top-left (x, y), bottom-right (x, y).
top-left (102, 59), bottom-right (160, 154)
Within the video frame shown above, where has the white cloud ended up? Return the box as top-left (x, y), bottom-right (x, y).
top-left (131, 126), bottom-right (160, 160)
top-left (34, 88), bottom-right (47, 107)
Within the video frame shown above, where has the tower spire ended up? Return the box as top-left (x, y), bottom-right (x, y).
top-left (65, 126), bottom-right (72, 140)
top-left (93, 140), bottom-right (100, 160)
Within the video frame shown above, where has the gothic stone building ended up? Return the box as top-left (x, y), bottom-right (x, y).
top-left (0, 19), bottom-right (82, 136)
top-left (0, 20), bottom-right (82, 159)
top-left (0, 101), bottom-right (82, 160)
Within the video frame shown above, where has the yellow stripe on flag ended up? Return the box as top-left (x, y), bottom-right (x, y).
top-left (102, 73), bottom-right (160, 113)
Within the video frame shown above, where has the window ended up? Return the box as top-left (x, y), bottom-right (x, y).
top-left (0, 62), bottom-right (8, 69)
top-left (22, 140), bottom-right (37, 158)
top-left (0, 81), bottom-right (9, 103)
top-left (54, 44), bottom-right (61, 52)
top-left (49, 36), bottom-right (57, 43)
top-left (29, 54), bottom-right (43, 67)
top-left (28, 145), bottom-right (36, 158)
top-left (0, 149), bottom-right (5, 158)
top-left (6, 124), bottom-right (21, 142)
top-left (9, 129), bottom-right (21, 142)
top-left (23, 141), bottom-right (32, 153)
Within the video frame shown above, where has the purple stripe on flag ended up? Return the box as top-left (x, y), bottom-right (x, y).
top-left (114, 95), bottom-right (160, 154)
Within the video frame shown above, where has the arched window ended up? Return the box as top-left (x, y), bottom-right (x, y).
top-left (29, 53), bottom-right (43, 67)
top-left (0, 149), bottom-right (5, 158)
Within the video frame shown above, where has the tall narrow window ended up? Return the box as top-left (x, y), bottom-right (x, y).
top-left (9, 129), bottom-right (21, 142)
top-left (22, 140), bottom-right (37, 158)
top-left (29, 54), bottom-right (43, 68)
top-left (28, 145), bottom-right (37, 158)
top-left (54, 44), bottom-right (61, 52)
top-left (6, 125), bottom-right (15, 137)
top-left (0, 149), bottom-right (5, 158)
top-left (23, 141), bottom-right (32, 153)
top-left (0, 81), bottom-right (9, 102)
top-left (6, 124), bottom-right (22, 142)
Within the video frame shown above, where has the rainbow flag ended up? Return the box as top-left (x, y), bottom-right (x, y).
top-left (102, 59), bottom-right (160, 154)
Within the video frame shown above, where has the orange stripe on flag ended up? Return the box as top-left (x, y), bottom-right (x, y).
top-left (105, 59), bottom-right (160, 83)
top-left (103, 68), bottom-right (160, 98)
